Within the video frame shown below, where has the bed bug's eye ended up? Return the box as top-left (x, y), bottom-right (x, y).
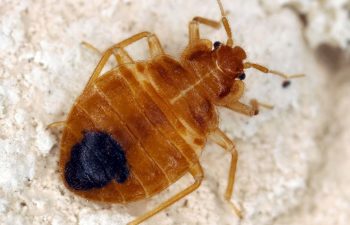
top-left (213, 41), bottom-right (222, 50)
top-left (238, 72), bottom-right (246, 80)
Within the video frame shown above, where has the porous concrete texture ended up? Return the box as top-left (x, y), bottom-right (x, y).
top-left (0, 0), bottom-right (349, 225)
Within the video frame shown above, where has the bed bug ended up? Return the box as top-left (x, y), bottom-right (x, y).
top-left (53, 0), bottom-right (304, 224)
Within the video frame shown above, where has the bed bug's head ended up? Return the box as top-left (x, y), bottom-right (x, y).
top-left (212, 41), bottom-right (247, 80)
top-left (212, 0), bottom-right (247, 81)
top-left (214, 0), bottom-right (304, 86)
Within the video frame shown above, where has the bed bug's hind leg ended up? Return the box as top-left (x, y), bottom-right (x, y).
top-left (127, 163), bottom-right (204, 225)
top-left (209, 129), bottom-right (242, 218)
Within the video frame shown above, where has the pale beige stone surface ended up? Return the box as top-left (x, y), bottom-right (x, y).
top-left (0, 0), bottom-right (349, 225)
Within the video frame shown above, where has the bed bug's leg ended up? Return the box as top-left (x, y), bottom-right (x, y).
top-left (225, 99), bottom-right (273, 117)
top-left (189, 18), bottom-right (221, 44)
top-left (188, 21), bottom-right (200, 43)
top-left (227, 101), bottom-right (259, 117)
top-left (86, 32), bottom-right (165, 87)
top-left (217, 81), bottom-right (273, 116)
top-left (112, 34), bottom-right (163, 60)
top-left (244, 62), bottom-right (305, 80)
top-left (217, 0), bottom-right (234, 46)
top-left (108, 32), bottom-right (164, 58)
top-left (112, 48), bottom-right (134, 64)
top-left (193, 17), bottom-right (221, 28)
top-left (82, 37), bottom-right (160, 64)
top-left (209, 129), bottom-right (242, 218)
top-left (85, 48), bottom-right (114, 87)
top-left (189, 0), bottom-right (234, 46)
top-left (46, 121), bottom-right (66, 129)
top-left (81, 41), bottom-right (102, 55)
top-left (81, 41), bottom-right (133, 65)
top-left (114, 33), bottom-right (164, 62)
top-left (127, 163), bottom-right (204, 225)
top-left (85, 32), bottom-right (150, 86)
top-left (147, 34), bottom-right (164, 58)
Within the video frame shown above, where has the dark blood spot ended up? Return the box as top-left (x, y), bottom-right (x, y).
top-left (282, 80), bottom-right (291, 88)
top-left (65, 131), bottom-right (129, 190)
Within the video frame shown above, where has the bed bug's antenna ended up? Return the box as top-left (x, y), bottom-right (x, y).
top-left (243, 62), bottom-right (305, 81)
top-left (216, 0), bottom-right (305, 81)
top-left (217, 0), bottom-right (233, 47)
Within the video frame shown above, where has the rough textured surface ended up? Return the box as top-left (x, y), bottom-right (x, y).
top-left (0, 0), bottom-right (349, 225)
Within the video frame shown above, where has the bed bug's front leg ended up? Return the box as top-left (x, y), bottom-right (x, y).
top-left (209, 129), bottom-right (242, 218)
top-left (189, 0), bottom-right (235, 46)
top-left (222, 99), bottom-right (274, 117)
top-left (189, 17), bottom-right (221, 44)
top-left (225, 99), bottom-right (274, 117)
top-left (127, 163), bottom-right (204, 225)
top-left (216, 81), bottom-right (273, 116)
top-left (225, 100), bottom-right (259, 116)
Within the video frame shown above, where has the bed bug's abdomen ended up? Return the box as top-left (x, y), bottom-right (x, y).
top-left (59, 58), bottom-right (209, 202)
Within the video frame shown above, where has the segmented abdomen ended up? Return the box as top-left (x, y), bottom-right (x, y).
top-left (60, 55), bottom-right (217, 203)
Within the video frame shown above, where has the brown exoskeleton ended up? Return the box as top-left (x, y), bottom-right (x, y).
top-left (52, 0), bottom-right (304, 224)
